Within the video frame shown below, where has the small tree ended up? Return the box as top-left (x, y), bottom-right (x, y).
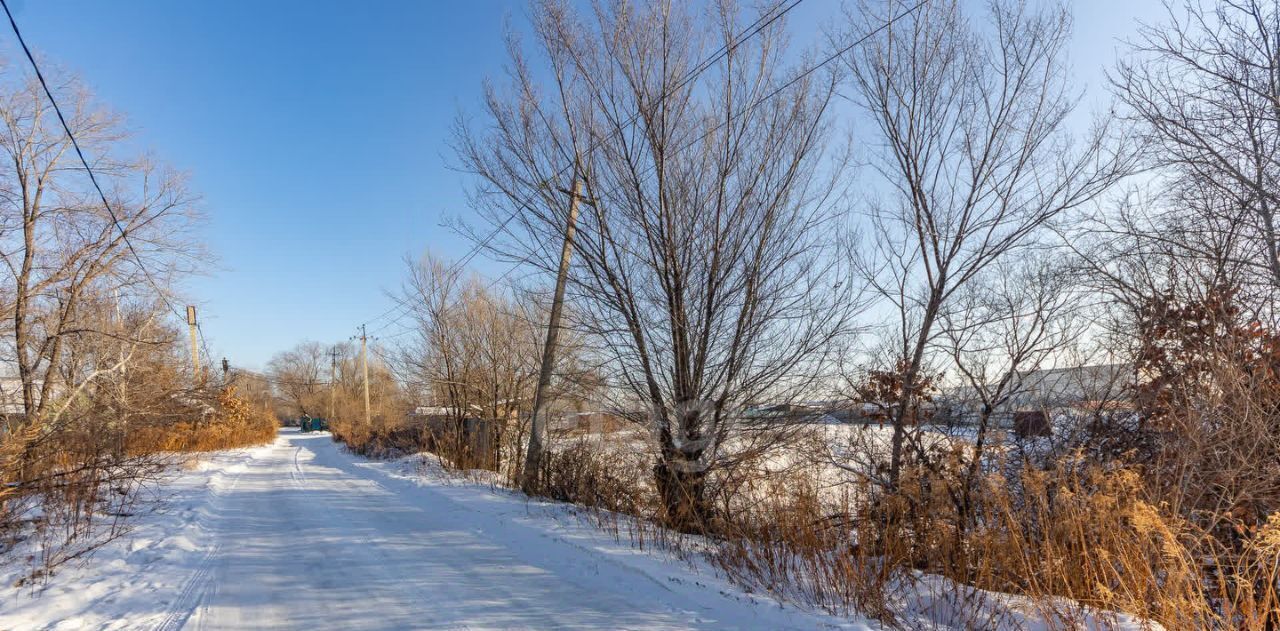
top-left (266, 341), bottom-right (330, 418)
top-left (388, 252), bottom-right (548, 471)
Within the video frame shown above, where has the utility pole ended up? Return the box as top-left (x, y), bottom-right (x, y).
top-left (357, 325), bottom-right (370, 426)
top-left (329, 345), bottom-right (339, 421)
top-left (116, 289), bottom-right (127, 428)
top-left (521, 173), bottom-right (584, 492)
top-left (186, 306), bottom-right (201, 385)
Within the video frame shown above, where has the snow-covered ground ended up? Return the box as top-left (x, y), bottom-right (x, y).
top-left (0, 429), bottom-right (869, 630)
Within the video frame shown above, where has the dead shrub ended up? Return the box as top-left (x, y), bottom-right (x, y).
top-left (529, 439), bottom-right (645, 516)
top-left (711, 469), bottom-right (900, 622)
top-left (844, 451), bottom-right (1279, 630)
top-left (332, 421), bottom-right (432, 460)
top-left (124, 387), bottom-right (277, 455)
top-left (1, 386), bottom-right (275, 586)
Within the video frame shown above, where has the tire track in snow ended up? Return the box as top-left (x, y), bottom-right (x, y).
top-left (150, 444), bottom-right (260, 631)
top-left (150, 541), bottom-right (221, 631)
top-left (289, 444), bottom-right (308, 487)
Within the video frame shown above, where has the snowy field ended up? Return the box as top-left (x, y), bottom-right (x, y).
top-left (0, 429), bottom-right (869, 630)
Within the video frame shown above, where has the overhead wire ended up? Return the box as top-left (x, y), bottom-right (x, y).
top-left (231, 368), bottom-right (333, 388)
top-left (0, 0), bottom-right (188, 324)
top-left (438, 0), bottom-right (930, 318)
top-left (358, 0), bottom-right (807, 338)
top-left (2, 0), bottom-right (928, 383)
top-left (196, 321), bottom-right (214, 373)
top-left (0, 0), bottom-right (254, 376)
top-left (659, 0), bottom-right (930, 173)
top-left (440, 0), bottom-right (805, 279)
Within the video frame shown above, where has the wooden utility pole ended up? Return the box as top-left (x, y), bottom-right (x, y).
top-left (116, 289), bottom-right (127, 425)
top-left (520, 175), bottom-right (584, 492)
top-left (186, 306), bottom-right (201, 385)
top-left (358, 325), bottom-right (370, 426)
top-left (329, 345), bottom-right (339, 421)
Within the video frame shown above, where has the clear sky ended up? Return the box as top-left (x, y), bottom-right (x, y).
top-left (0, 0), bottom-right (1164, 370)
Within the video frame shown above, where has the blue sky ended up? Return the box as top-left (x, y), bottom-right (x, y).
top-left (0, 0), bottom-right (1164, 370)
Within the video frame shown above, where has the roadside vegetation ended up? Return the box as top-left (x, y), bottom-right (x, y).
top-left (311, 1), bottom-right (1280, 628)
top-left (7, 0), bottom-right (1268, 627)
top-left (0, 63), bottom-right (276, 586)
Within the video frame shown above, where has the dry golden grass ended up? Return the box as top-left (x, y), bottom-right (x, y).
top-left (1, 386), bottom-right (276, 585)
top-left (124, 387), bottom-right (277, 455)
top-left (530, 438), bottom-right (1279, 629)
top-left (327, 408), bottom-right (1278, 628)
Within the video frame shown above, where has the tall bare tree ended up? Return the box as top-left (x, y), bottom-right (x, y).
top-left (455, 0), bottom-right (857, 529)
top-left (838, 0), bottom-right (1129, 487)
top-left (266, 341), bottom-right (331, 418)
top-left (0, 68), bottom-right (200, 422)
top-left (0, 64), bottom-right (204, 584)
top-left (392, 253), bottom-right (475, 429)
top-left (389, 252), bottom-right (554, 469)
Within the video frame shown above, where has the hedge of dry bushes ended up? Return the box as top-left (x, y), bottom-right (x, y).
top-left (1, 386), bottom-right (276, 585)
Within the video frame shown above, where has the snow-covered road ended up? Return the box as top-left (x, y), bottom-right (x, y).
top-left (1, 430), bottom-right (863, 630)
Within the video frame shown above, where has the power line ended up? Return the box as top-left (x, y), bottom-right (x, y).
top-left (517, 0), bottom-right (931, 272)
top-left (457, 0), bottom-right (804, 272)
top-left (463, 1), bottom-right (927, 306)
top-left (365, 253), bottom-right (537, 335)
top-left (231, 368), bottom-right (333, 388)
top-left (367, 249), bottom-right (540, 339)
top-left (368, 294), bottom-right (418, 335)
top-left (196, 321), bottom-right (213, 371)
top-left (661, 0), bottom-right (929, 167)
top-left (360, 293), bottom-right (413, 329)
top-left (461, 0), bottom-right (805, 267)
top-left (363, 0), bottom-right (925, 345)
top-left (553, 0), bottom-right (806, 183)
top-left (0, 0), bottom-right (187, 323)
top-left (358, 0), bottom-right (805, 335)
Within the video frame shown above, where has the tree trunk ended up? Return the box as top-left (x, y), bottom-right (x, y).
top-left (653, 457), bottom-right (710, 534)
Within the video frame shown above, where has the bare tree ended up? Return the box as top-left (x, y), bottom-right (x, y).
top-left (265, 341), bottom-right (330, 418)
top-left (838, 0), bottom-right (1129, 487)
top-left (389, 251), bottom-right (554, 470)
top-left (1113, 0), bottom-right (1280, 295)
top-left (936, 255), bottom-right (1083, 528)
top-left (392, 253), bottom-right (474, 430)
top-left (455, 0), bottom-right (857, 530)
top-left (0, 69), bottom-right (201, 422)
top-left (0, 64), bottom-right (204, 584)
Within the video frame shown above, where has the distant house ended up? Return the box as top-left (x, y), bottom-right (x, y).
top-left (741, 403), bottom-right (833, 428)
top-left (1007, 364), bottom-right (1134, 410)
top-left (937, 363), bottom-right (1136, 433)
top-left (748, 401), bottom-right (912, 426)
top-left (810, 402), bottom-right (886, 425)
top-left (547, 410), bottom-right (632, 435)
top-left (410, 405), bottom-right (469, 419)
